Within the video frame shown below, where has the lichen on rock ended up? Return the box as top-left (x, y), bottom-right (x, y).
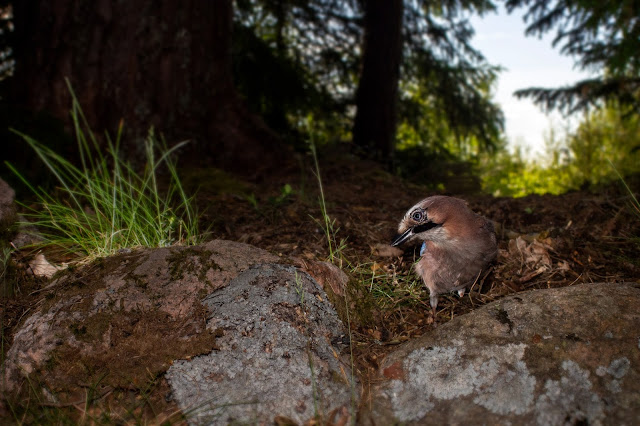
top-left (166, 263), bottom-right (355, 425)
top-left (535, 360), bottom-right (605, 426)
top-left (387, 343), bottom-right (536, 422)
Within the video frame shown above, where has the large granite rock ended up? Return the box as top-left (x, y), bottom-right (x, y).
top-left (365, 282), bottom-right (640, 425)
top-left (2, 240), bottom-right (277, 390)
top-left (2, 240), bottom-right (355, 424)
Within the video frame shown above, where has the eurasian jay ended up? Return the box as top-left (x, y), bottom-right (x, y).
top-left (391, 195), bottom-right (497, 313)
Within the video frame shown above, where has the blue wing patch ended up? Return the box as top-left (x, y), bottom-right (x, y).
top-left (420, 241), bottom-right (426, 256)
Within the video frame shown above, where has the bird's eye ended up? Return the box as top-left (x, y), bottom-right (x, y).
top-left (411, 210), bottom-right (423, 221)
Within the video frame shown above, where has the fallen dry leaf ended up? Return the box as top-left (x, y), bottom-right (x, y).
top-left (29, 253), bottom-right (66, 278)
top-left (371, 261), bottom-right (383, 273)
top-left (509, 236), bottom-right (552, 268)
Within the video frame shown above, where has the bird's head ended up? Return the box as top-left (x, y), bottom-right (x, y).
top-left (391, 196), bottom-right (470, 248)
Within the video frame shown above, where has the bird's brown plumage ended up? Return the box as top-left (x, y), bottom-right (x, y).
top-left (391, 195), bottom-right (497, 312)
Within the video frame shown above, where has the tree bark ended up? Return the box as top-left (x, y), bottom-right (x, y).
top-left (9, 0), bottom-right (286, 177)
top-left (352, 0), bottom-right (404, 164)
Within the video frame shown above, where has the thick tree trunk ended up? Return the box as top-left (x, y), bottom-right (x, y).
top-left (10, 0), bottom-right (285, 177)
top-left (352, 0), bottom-right (404, 164)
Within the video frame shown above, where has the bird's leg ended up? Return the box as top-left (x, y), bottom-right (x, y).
top-left (429, 293), bottom-right (438, 317)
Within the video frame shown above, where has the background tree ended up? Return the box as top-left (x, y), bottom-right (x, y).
top-left (352, 0), bottom-right (404, 163)
top-left (566, 102), bottom-right (640, 185)
top-left (7, 0), bottom-right (285, 177)
top-left (234, 0), bottom-right (503, 165)
top-left (233, 0), bottom-right (346, 149)
top-left (505, 0), bottom-right (640, 114)
top-left (233, 0), bottom-right (361, 148)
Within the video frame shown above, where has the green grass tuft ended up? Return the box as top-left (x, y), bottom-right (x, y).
top-left (6, 83), bottom-right (201, 261)
top-left (352, 261), bottom-right (427, 311)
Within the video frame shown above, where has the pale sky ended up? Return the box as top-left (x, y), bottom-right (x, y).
top-left (469, 5), bottom-right (592, 156)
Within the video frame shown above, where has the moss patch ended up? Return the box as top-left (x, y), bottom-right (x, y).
top-left (49, 304), bottom-right (218, 390)
top-left (167, 246), bottom-right (219, 284)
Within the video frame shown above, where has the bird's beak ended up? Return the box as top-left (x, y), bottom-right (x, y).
top-left (391, 227), bottom-right (413, 247)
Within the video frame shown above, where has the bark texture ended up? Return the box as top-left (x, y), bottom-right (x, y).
top-left (10, 0), bottom-right (285, 176)
top-left (352, 0), bottom-right (404, 164)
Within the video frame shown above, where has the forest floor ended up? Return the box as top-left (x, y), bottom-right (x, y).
top-left (189, 148), bottom-right (640, 382)
top-left (3, 148), bottom-right (640, 422)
